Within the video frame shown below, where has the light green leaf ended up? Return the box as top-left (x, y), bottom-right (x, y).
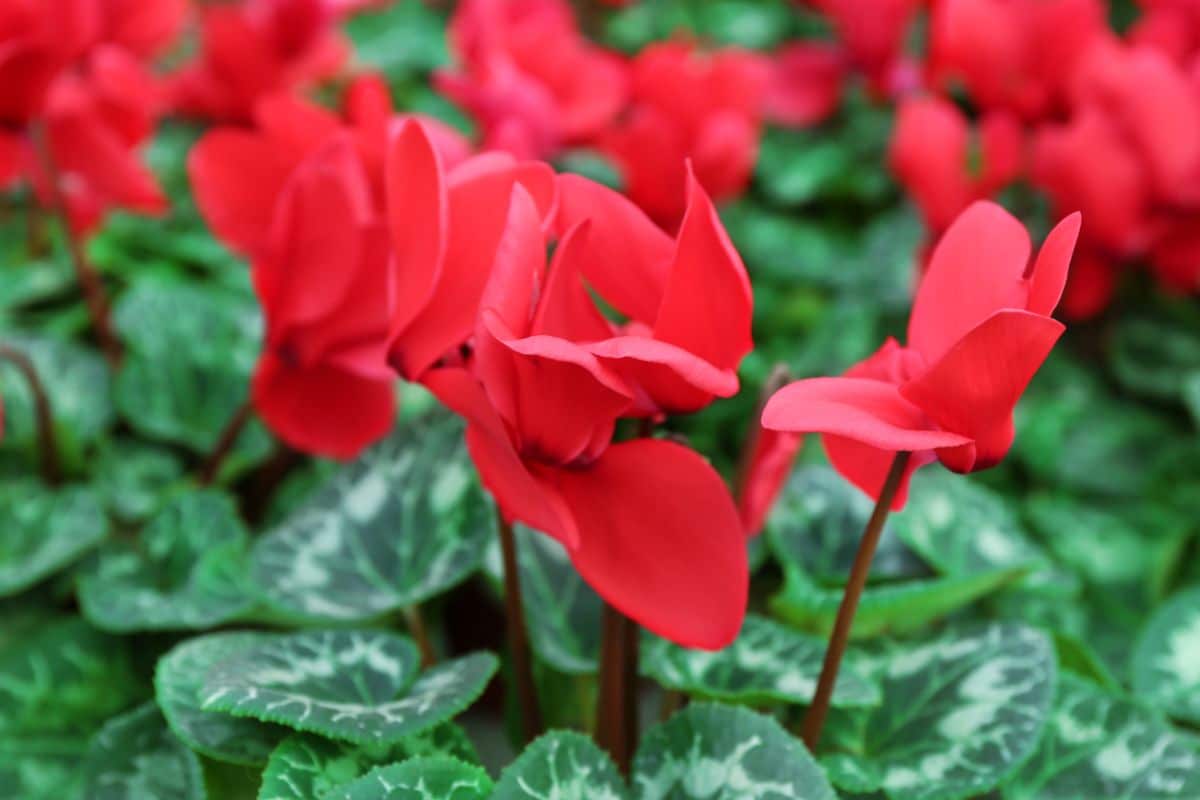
top-left (634, 703), bottom-right (836, 799)
top-left (770, 563), bottom-right (1023, 639)
top-left (332, 756), bottom-right (493, 800)
top-left (0, 617), bottom-right (139, 736)
top-left (1132, 586), bottom-right (1200, 725)
top-left (832, 623), bottom-right (1056, 800)
top-left (493, 731), bottom-right (628, 800)
top-left (641, 614), bottom-right (879, 708)
top-left (0, 334), bottom-right (113, 465)
top-left (113, 281), bottom-right (269, 462)
top-left (0, 479), bottom-right (107, 597)
top-left (155, 632), bottom-right (287, 766)
top-left (0, 733), bottom-right (87, 799)
top-left (82, 703), bottom-right (205, 800)
top-left (514, 525), bottom-right (603, 675)
top-left (258, 726), bottom-right (479, 800)
top-left (1005, 675), bottom-right (1200, 799)
top-left (200, 630), bottom-right (497, 746)
top-left (251, 416), bottom-right (492, 623)
top-left (766, 466), bottom-right (927, 586)
top-left (893, 470), bottom-right (1048, 576)
top-left (79, 490), bottom-right (255, 632)
top-left (344, 0), bottom-right (448, 78)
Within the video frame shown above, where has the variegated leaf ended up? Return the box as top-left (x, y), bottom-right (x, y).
top-left (82, 704), bottom-right (204, 800)
top-left (0, 480), bottom-right (107, 597)
top-left (332, 756), bottom-right (493, 800)
top-left (492, 731), bottom-right (627, 800)
top-left (1132, 586), bottom-right (1200, 725)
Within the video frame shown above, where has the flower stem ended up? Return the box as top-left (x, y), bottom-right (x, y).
top-left (198, 400), bottom-right (253, 486)
top-left (799, 450), bottom-right (911, 751)
top-left (0, 343), bottom-right (61, 485)
top-left (596, 602), bottom-right (640, 775)
top-left (403, 605), bottom-right (437, 667)
top-left (496, 511), bottom-right (544, 743)
top-left (31, 123), bottom-right (122, 369)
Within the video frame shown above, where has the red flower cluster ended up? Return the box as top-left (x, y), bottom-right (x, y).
top-left (0, 0), bottom-right (181, 232)
top-left (878, 0), bottom-right (1200, 314)
top-left (438, 0), bottom-right (770, 228)
top-left (764, 202), bottom-right (1078, 508)
top-left (191, 78), bottom-right (754, 648)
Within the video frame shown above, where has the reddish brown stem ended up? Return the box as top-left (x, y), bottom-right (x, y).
top-left (198, 400), bottom-right (253, 486)
top-left (799, 450), bottom-right (911, 751)
top-left (596, 602), bottom-right (640, 775)
top-left (0, 343), bottom-right (61, 485)
top-left (497, 512), bottom-right (544, 743)
top-left (31, 124), bottom-right (122, 369)
top-left (404, 605), bottom-right (437, 667)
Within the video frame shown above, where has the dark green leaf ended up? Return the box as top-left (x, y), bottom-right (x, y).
top-left (493, 731), bottom-right (627, 800)
top-left (0, 480), bottom-right (106, 596)
top-left (82, 703), bottom-right (205, 800)
top-left (332, 756), bottom-right (493, 800)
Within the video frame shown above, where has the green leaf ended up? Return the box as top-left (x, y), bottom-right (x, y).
top-left (1132, 586), bottom-right (1200, 725)
top-left (770, 563), bottom-right (1023, 639)
top-left (1184, 371), bottom-right (1200, 428)
top-left (199, 630), bottom-right (497, 746)
top-left (113, 281), bottom-right (268, 461)
top-left (0, 617), bottom-right (139, 736)
top-left (892, 470), bottom-right (1048, 576)
top-left (82, 703), bottom-right (205, 800)
top-left (0, 734), bottom-right (87, 800)
top-left (633, 703), bottom-right (837, 799)
top-left (331, 756), bottom-right (493, 800)
top-left (757, 128), bottom-right (853, 207)
top-left (493, 731), bottom-right (627, 800)
top-left (78, 490), bottom-right (255, 632)
top-left (155, 632), bottom-right (287, 766)
top-left (0, 334), bottom-right (113, 466)
top-left (641, 613), bottom-right (879, 708)
top-left (1005, 674), bottom-right (1200, 799)
top-left (1110, 314), bottom-right (1200, 402)
top-left (92, 437), bottom-right (185, 521)
top-left (251, 416), bottom-right (492, 623)
top-left (513, 524), bottom-right (603, 675)
top-left (830, 623), bottom-right (1056, 800)
top-left (766, 466), bottom-right (927, 586)
top-left (258, 726), bottom-right (479, 800)
top-left (344, 0), bottom-right (448, 78)
top-left (0, 480), bottom-right (107, 596)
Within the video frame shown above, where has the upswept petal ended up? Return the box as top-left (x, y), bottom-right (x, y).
top-left (908, 201), bottom-right (1032, 363)
top-left (652, 168), bottom-right (753, 371)
top-left (554, 438), bottom-right (749, 649)
top-left (553, 173), bottom-right (673, 324)
top-left (899, 308), bottom-right (1064, 470)
top-left (762, 377), bottom-right (972, 450)
top-left (530, 221), bottom-right (615, 343)
top-left (1025, 212), bottom-right (1081, 316)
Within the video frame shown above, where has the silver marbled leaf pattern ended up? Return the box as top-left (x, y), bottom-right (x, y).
top-left (641, 613), bottom-right (879, 708)
top-left (332, 756), bottom-right (493, 799)
top-left (1132, 586), bottom-right (1200, 725)
top-left (0, 480), bottom-right (107, 597)
top-left (492, 730), bottom-right (628, 800)
top-left (81, 703), bottom-right (205, 800)
top-left (251, 415), bottom-right (492, 623)
top-left (634, 704), bottom-right (836, 800)
top-left (200, 630), bottom-right (497, 746)
top-left (1005, 674), bottom-right (1200, 799)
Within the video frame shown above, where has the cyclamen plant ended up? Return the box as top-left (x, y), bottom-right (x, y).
top-left (4, 1), bottom-right (1200, 799)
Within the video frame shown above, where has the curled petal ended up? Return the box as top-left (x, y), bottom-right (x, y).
top-left (1025, 212), bottom-right (1081, 317)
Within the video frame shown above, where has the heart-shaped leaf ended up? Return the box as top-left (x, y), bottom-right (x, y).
top-left (1132, 586), bottom-right (1200, 726)
top-left (331, 756), bottom-right (493, 800)
top-left (492, 731), bottom-right (627, 800)
top-left (82, 703), bottom-right (204, 800)
top-left (824, 623), bottom-right (1056, 800)
top-left (0, 480), bottom-right (107, 597)
top-left (0, 334), bottom-right (113, 466)
top-left (258, 726), bottom-right (479, 800)
top-left (1006, 674), bottom-right (1200, 799)
top-left (634, 703), bottom-right (837, 799)
top-left (0, 617), bottom-right (139, 736)
top-left (251, 416), bottom-right (492, 623)
top-left (199, 630), bottom-right (497, 746)
top-left (155, 631), bottom-right (287, 766)
top-left (79, 490), bottom-right (255, 632)
top-left (641, 613), bottom-right (879, 708)
top-left (113, 281), bottom-right (269, 463)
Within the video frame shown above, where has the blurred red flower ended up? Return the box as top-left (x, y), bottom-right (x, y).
top-left (763, 202), bottom-right (1079, 508)
top-left (807, 0), bottom-right (920, 91)
top-left (764, 42), bottom-right (846, 128)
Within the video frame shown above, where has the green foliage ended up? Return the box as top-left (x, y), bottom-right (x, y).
top-left (81, 703), bottom-right (205, 800)
top-left (493, 731), bottom-right (627, 800)
top-left (0, 480), bottom-right (107, 596)
top-left (331, 756), bottom-right (493, 800)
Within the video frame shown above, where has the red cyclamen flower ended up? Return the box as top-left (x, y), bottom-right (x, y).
top-left (763, 202), bottom-right (1080, 509)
